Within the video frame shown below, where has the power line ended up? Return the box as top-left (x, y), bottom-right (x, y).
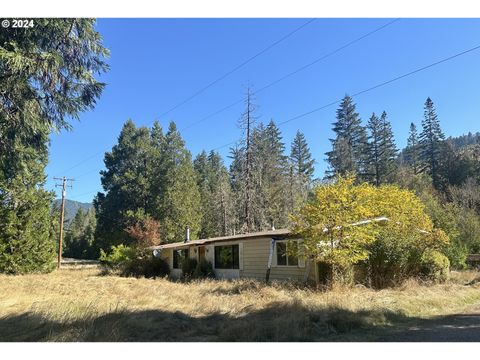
top-left (180, 18), bottom-right (400, 132)
top-left (211, 43), bottom-right (480, 152)
top-left (58, 42), bottom-right (480, 203)
top-left (67, 189), bottom-right (99, 201)
top-left (61, 150), bottom-right (105, 175)
top-left (157, 18), bottom-right (317, 119)
top-left (74, 167), bottom-right (103, 180)
top-left (58, 19), bottom-right (316, 176)
top-left (67, 18), bottom-right (399, 179)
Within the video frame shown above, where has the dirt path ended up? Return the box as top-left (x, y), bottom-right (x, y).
top-left (378, 307), bottom-right (480, 342)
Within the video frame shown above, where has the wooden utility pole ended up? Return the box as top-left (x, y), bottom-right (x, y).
top-left (54, 176), bottom-right (74, 269)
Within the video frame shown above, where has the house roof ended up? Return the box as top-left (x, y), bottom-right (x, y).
top-left (150, 216), bottom-right (427, 251)
top-left (149, 228), bottom-right (292, 250)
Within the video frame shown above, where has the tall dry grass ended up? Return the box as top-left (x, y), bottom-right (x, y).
top-left (1, 268), bottom-right (480, 341)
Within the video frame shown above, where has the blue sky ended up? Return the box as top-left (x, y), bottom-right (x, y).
top-left (46, 18), bottom-right (480, 203)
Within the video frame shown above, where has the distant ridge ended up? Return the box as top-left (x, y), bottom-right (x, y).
top-left (53, 199), bottom-right (92, 225)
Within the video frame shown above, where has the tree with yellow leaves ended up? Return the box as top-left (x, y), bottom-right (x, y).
top-left (291, 174), bottom-right (449, 286)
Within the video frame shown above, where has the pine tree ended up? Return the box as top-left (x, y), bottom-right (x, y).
top-left (207, 151), bottom-right (235, 236)
top-left (326, 95), bottom-right (368, 180)
top-left (290, 131), bottom-right (315, 184)
top-left (194, 151), bottom-right (213, 237)
top-left (366, 113), bottom-right (382, 186)
top-left (419, 97), bottom-right (446, 189)
top-left (378, 111), bottom-right (398, 183)
top-left (229, 145), bottom-right (247, 234)
top-left (405, 122), bottom-right (420, 174)
top-left (149, 120), bottom-right (166, 217)
top-left (64, 208), bottom-right (97, 259)
top-left (195, 150), bottom-right (234, 238)
top-left (289, 131), bottom-right (315, 213)
top-left (235, 87), bottom-right (258, 232)
top-left (0, 19), bottom-right (108, 273)
top-left (0, 158), bottom-right (56, 274)
top-left (94, 120), bottom-right (154, 252)
top-left (366, 111), bottom-right (398, 186)
top-left (253, 120), bottom-right (290, 229)
top-left (157, 122), bottom-right (201, 242)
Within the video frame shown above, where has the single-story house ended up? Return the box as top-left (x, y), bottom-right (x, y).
top-left (151, 228), bottom-right (315, 283)
top-left (150, 217), bottom-right (393, 283)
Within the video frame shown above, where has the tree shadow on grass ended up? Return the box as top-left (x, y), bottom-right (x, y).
top-left (0, 302), bottom-right (416, 342)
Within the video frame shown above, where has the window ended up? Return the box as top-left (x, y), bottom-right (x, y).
top-left (276, 241), bottom-right (299, 266)
top-left (173, 249), bottom-right (189, 269)
top-left (214, 245), bottom-right (239, 269)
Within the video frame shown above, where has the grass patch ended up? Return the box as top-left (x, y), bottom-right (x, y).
top-left (1, 268), bottom-right (480, 341)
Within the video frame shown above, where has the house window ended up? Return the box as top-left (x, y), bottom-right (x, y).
top-left (173, 249), bottom-right (189, 269)
top-left (276, 241), bottom-right (299, 266)
top-left (214, 244), bottom-right (239, 269)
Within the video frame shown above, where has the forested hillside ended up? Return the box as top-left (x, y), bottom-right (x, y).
top-left (53, 199), bottom-right (92, 225)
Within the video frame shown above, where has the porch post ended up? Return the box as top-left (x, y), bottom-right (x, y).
top-left (265, 238), bottom-right (275, 283)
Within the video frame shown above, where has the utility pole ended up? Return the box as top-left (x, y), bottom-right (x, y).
top-left (54, 176), bottom-right (74, 269)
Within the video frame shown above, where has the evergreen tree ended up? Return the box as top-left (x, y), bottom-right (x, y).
top-left (157, 122), bottom-right (201, 242)
top-left (290, 131), bottom-right (315, 183)
top-left (149, 120), bottom-right (166, 217)
top-left (419, 98), bottom-right (446, 189)
top-left (289, 131), bottom-right (315, 213)
top-left (64, 208), bottom-right (97, 259)
top-left (0, 19), bottom-right (108, 273)
top-left (195, 151), bottom-right (213, 237)
top-left (94, 120), bottom-right (154, 252)
top-left (207, 151), bottom-right (235, 236)
top-left (378, 111), bottom-right (398, 183)
top-left (366, 113), bottom-right (382, 185)
top-left (195, 150), bottom-right (234, 238)
top-left (326, 95), bottom-right (368, 180)
top-left (229, 145), bottom-right (247, 234)
top-left (236, 87), bottom-right (257, 232)
top-left (438, 141), bottom-right (477, 188)
top-left (405, 122), bottom-right (420, 174)
top-left (0, 150), bottom-right (56, 273)
top-left (252, 120), bottom-right (290, 229)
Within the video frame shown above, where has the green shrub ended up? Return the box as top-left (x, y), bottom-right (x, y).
top-left (99, 245), bottom-right (169, 278)
top-left (193, 259), bottom-right (215, 279)
top-left (366, 233), bottom-right (423, 288)
top-left (420, 249), bottom-right (450, 283)
top-left (443, 239), bottom-right (468, 270)
top-left (181, 257), bottom-right (198, 279)
top-left (99, 245), bottom-right (136, 269)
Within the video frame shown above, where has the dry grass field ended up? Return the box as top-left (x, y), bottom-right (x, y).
top-left (1, 268), bottom-right (480, 341)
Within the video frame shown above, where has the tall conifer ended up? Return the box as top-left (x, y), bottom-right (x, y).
top-left (405, 122), bottom-right (420, 174)
top-left (419, 97), bottom-right (445, 188)
top-left (326, 95), bottom-right (368, 180)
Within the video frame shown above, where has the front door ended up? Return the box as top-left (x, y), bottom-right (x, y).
top-left (198, 246), bottom-right (206, 262)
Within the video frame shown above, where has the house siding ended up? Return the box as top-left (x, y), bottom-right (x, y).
top-left (241, 237), bottom-right (307, 281)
